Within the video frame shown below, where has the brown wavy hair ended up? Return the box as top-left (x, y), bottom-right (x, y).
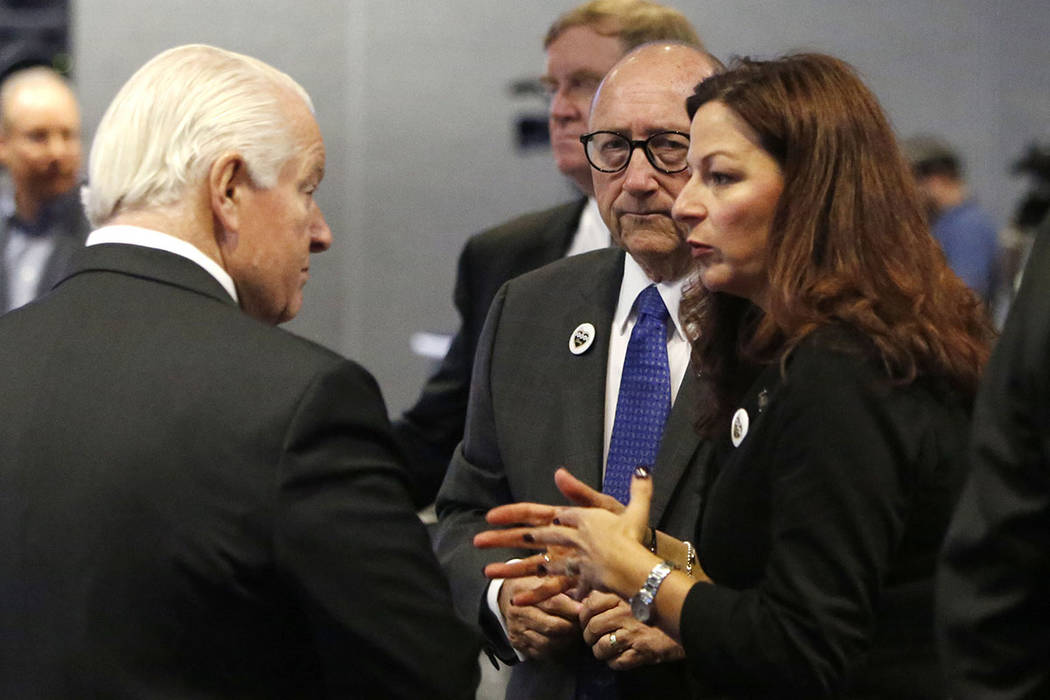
top-left (679, 53), bottom-right (992, 435)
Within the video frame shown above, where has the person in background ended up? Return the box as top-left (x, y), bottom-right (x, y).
top-left (904, 134), bottom-right (999, 306)
top-left (0, 44), bottom-right (478, 699)
top-left (0, 66), bottom-right (88, 312)
top-left (477, 53), bottom-right (992, 699)
top-left (394, 0), bottom-right (702, 506)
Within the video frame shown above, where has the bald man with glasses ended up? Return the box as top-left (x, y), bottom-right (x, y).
top-left (435, 43), bottom-right (722, 700)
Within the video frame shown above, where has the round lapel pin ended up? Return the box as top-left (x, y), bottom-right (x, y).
top-left (730, 408), bottom-right (749, 447)
top-left (569, 322), bottom-right (596, 355)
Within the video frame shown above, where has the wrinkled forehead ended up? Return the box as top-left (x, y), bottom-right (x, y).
top-left (589, 51), bottom-right (714, 131)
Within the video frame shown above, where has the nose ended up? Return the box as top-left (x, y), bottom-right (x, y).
top-left (549, 87), bottom-right (581, 124)
top-left (671, 177), bottom-right (706, 227)
top-left (309, 205), bottom-right (333, 253)
top-left (622, 147), bottom-right (658, 195)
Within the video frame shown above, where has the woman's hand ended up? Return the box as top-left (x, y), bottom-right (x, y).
top-left (475, 467), bottom-right (659, 600)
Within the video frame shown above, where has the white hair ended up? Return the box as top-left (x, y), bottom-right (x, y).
top-left (82, 44), bottom-right (313, 227)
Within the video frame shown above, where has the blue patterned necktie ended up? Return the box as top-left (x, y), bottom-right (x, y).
top-left (576, 286), bottom-right (671, 700)
top-left (602, 284), bottom-right (672, 504)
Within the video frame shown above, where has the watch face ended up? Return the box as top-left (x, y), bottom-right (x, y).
top-left (630, 593), bottom-right (651, 623)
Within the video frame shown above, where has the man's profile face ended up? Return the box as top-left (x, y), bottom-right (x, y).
top-left (0, 78), bottom-right (81, 208)
top-left (542, 24), bottom-right (624, 194)
top-left (589, 49), bottom-right (716, 282)
top-left (225, 98), bottom-right (332, 325)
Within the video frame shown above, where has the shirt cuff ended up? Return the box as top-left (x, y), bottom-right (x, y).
top-left (486, 563), bottom-right (528, 663)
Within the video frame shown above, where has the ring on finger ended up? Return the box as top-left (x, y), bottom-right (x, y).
top-left (543, 552), bottom-right (551, 564)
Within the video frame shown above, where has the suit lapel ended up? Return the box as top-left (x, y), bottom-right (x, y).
top-left (650, 369), bottom-right (708, 526)
top-left (556, 249), bottom-right (623, 492)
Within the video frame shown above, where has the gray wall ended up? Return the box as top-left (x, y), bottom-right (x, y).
top-left (74, 0), bottom-right (1050, 416)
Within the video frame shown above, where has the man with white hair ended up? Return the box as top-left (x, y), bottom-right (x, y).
top-left (0, 44), bottom-right (478, 699)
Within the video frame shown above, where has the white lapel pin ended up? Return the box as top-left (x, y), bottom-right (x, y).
top-left (730, 408), bottom-right (749, 447)
top-left (569, 322), bottom-right (596, 355)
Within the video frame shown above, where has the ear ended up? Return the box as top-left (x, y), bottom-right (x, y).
top-left (208, 151), bottom-right (251, 238)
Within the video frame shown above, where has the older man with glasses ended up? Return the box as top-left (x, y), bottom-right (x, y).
top-left (435, 42), bottom-right (721, 700)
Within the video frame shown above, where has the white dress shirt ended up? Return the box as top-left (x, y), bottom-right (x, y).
top-left (564, 197), bottom-right (612, 257)
top-left (86, 225), bottom-right (239, 303)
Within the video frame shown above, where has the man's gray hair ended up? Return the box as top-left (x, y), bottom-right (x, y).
top-left (82, 44), bottom-right (313, 227)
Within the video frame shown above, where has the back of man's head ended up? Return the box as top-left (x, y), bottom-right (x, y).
top-left (545, 0), bottom-right (702, 52)
top-left (83, 44), bottom-right (312, 228)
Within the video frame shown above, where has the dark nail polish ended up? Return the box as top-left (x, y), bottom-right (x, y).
top-left (523, 533), bottom-right (535, 543)
top-left (552, 518), bottom-right (561, 525)
top-left (634, 465), bottom-right (651, 479)
top-left (536, 564), bottom-right (548, 576)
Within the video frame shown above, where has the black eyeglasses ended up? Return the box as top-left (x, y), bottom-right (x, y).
top-left (579, 130), bottom-right (690, 174)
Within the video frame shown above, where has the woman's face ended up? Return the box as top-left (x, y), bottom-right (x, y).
top-left (672, 101), bottom-right (784, 308)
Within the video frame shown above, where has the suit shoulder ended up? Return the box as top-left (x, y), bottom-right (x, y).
top-left (463, 199), bottom-right (584, 260)
top-left (503, 246), bottom-right (623, 292)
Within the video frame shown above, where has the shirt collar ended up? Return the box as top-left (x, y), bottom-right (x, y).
top-left (613, 253), bottom-right (686, 341)
top-left (86, 225), bottom-right (239, 303)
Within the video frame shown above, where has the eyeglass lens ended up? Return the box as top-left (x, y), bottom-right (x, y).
top-left (584, 132), bottom-right (689, 173)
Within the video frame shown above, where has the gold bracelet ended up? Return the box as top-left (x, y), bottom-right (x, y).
top-left (684, 541), bottom-right (696, 577)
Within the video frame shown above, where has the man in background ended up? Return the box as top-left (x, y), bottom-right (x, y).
top-left (0, 66), bottom-right (88, 312)
top-left (394, 0), bottom-right (702, 506)
top-left (0, 44), bottom-right (478, 699)
top-left (904, 134), bottom-right (999, 305)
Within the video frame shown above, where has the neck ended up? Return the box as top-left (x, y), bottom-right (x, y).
top-left (105, 202), bottom-right (224, 271)
top-left (13, 188), bottom-right (48, 224)
top-left (636, 253), bottom-right (690, 285)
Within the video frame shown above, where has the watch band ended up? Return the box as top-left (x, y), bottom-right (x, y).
top-left (630, 561), bottom-right (673, 623)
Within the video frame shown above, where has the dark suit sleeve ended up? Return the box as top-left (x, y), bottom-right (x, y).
top-left (937, 230), bottom-right (1050, 700)
top-left (681, 348), bottom-right (955, 697)
top-left (433, 283), bottom-right (522, 661)
top-left (273, 359), bottom-right (480, 699)
top-left (393, 241), bottom-right (481, 507)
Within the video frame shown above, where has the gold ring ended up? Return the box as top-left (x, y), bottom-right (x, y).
top-left (608, 633), bottom-right (619, 649)
top-left (543, 552), bottom-right (551, 564)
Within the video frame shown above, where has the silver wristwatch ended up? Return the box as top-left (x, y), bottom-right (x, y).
top-left (630, 561), bottom-right (673, 623)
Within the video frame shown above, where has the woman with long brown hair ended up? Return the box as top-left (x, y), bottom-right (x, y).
top-left (476, 53), bottom-right (992, 698)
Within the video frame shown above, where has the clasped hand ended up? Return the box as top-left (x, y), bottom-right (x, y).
top-left (477, 467), bottom-right (682, 667)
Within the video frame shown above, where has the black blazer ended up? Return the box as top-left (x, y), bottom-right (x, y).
top-left (937, 221), bottom-right (1050, 700)
top-left (394, 199), bottom-right (586, 505)
top-left (679, 330), bottom-right (968, 698)
top-left (0, 243), bottom-right (479, 699)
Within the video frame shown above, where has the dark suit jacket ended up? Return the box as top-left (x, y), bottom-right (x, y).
top-left (394, 199), bottom-right (586, 505)
top-left (0, 243), bottom-right (479, 699)
top-left (678, 330), bottom-right (968, 698)
top-left (435, 248), bottom-right (711, 699)
top-left (0, 188), bottom-right (89, 312)
top-left (937, 222), bottom-right (1050, 700)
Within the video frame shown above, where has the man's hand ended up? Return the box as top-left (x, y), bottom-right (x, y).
top-left (498, 576), bottom-right (582, 659)
top-left (580, 591), bottom-right (685, 670)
